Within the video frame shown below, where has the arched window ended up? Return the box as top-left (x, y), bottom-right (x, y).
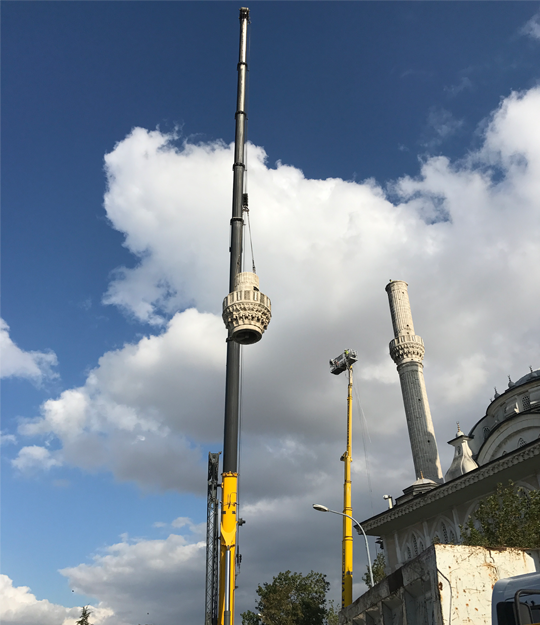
top-left (449, 529), bottom-right (456, 544)
top-left (441, 522), bottom-right (449, 544)
top-left (412, 534), bottom-right (418, 556)
top-left (483, 427), bottom-right (490, 441)
top-left (522, 395), bottom-right (531, 410)
top-left (419, 539), bottom-right (425, 553)
top-left (518, 438), bottom-right (527, 448)
top-left (406, 546), bottom-right (412, 561)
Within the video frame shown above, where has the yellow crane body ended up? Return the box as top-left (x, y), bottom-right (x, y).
top-left (219, 472), bottom-right (238, 625)
top-left (341, 366), bottom-right (354, 607)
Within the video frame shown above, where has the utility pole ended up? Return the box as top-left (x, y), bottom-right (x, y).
top-left (218, 9), bottom-right (271, 625)
top-left (330, 349), bottom-right (358, 608)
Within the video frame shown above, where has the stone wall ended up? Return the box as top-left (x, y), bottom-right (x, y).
top-left (339, 545), bottom-right (540, 625)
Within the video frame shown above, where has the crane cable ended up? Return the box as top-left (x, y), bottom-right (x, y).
top-left (351, 377), bottom-right (374, 511)
top-left (242, 16), bottom-right (256, 275)
top-left (242, 196), bottom-right (256, 275)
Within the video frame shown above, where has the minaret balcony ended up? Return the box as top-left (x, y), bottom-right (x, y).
top-left (389, 334), bottom-right (425, 365)
top-left (222, 272), bottom-right (272, 345)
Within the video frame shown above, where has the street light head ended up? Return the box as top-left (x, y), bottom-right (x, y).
top-left (383, 494), bottom-right (394, 509)
top-left (312, 504), bottom-right (329, 512)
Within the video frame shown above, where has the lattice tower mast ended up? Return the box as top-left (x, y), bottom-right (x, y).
top-left (205, 453), bottom-right (220, 625)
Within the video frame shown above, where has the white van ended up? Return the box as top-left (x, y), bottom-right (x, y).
top-left (492, 572), bottom-right (540, 624)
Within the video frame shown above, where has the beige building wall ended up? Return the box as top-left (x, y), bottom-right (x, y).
top-left (340, 545), bottom-right (540, 625)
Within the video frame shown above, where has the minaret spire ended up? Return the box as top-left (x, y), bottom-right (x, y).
top-left (385, 280), bottom-right (443, 484)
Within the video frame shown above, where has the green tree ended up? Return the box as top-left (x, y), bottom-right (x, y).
top-left (361, 551), bottom-right (386, 588)
top-left (461, 481), bottom-right (540, 548)
top-left (76, 606), bottom-right (93, 625)
top-left (241, 570), bottom-right (333, 625)
top-left (325, 599), bottom-right (339, 625)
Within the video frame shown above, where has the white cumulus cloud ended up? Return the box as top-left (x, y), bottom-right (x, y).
top-left (4, 3), bottom-right (540, 620)
top-left (15, 87), bottom-right (540, 515)
top-left (8, 83), bottom-right (540, 625)
top-left (61, 533), bottom-right (205, 625)
top-left (0, 319), bottom-right (58, 384)
top-left (15, 308), bottom-right (223, 490)
top-left (0, 574), bottom-right (112, 625)
top-left (521, 10), bottom-right (540, 41)
top-left (11, 445), bottom-right (62, 472)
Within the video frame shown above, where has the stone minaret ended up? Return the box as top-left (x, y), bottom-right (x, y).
top-left (385, 280), bottom-right (443, 484)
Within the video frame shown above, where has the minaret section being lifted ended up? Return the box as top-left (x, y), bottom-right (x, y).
top-left (385, 280), bottom-right (443, 484)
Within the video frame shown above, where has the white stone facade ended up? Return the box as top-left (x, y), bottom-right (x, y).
top-left (361, 439), bottom-right (540, 574)
top-left (222, 272), bottom-right (271, 345)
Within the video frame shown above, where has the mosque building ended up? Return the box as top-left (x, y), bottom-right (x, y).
top-left (361, 280), bottom-right (540, 574)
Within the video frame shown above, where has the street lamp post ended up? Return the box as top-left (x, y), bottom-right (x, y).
top-left (312, 504), bottom-right (374, 588)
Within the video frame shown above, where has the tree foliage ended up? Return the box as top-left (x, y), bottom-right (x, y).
top-left (325, 599), bottom-right (339, 625)
top-left (241, 570), bottom-right (333, 625)
top-left (361, 552), bottom-right (386, 588)
top-left (461, 481), bottom-right (540, 549)
top-left (76, 606), bottom-right (93, 625)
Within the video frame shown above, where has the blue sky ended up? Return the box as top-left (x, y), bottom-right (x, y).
top-left (2, 2), bottom-right (540, 624)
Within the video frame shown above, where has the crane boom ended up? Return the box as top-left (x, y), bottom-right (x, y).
top-left (219, 9), bottom-right (250, 625)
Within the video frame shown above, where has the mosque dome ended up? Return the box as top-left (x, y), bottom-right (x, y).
top-left (513, 368), bottom-right (540, 388)
top-left (466, 367), bottom-right (540, 465)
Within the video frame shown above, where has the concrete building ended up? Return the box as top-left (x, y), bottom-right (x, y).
top-left (340, 545), bottom-right (540, 625)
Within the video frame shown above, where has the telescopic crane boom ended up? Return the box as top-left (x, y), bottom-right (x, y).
top-left (329, 349), bottom-right (358, 608)
top-left (218, 9), bottom-right (271, 625)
